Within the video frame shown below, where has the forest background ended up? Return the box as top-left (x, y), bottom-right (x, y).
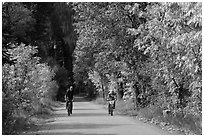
top-left (2, 2), bottom-right (202, 135)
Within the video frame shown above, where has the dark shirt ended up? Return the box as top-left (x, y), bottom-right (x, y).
top-left (65, 89), bottom-right (73, 101)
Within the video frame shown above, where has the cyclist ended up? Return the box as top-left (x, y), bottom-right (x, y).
top-left (65, 86), bottom-right (74, 114)
top-left (107, 90), bottom-right (117, 113)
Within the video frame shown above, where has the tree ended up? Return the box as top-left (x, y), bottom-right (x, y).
top-left (74, 2), bottom-right (202, 117)
top-left (2, 2), bottom-right (36, 64)
top-left (130, 2), bottom-right (201, 114)
top-left (73, 2), bottom-right (151, 101)
top-left (2, 2), bottom-right (77, 100)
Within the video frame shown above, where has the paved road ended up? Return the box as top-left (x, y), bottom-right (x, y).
top-left (33, 96), bottom-right (171, 135)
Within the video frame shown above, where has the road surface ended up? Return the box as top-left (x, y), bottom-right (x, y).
top-left (32, 96), bottom-right (172, 135)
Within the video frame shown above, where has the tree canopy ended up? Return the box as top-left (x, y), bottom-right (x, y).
top-left (73, 2), bottom-right (202, 115)
top-left (2, 2), bottom-right (202, 134)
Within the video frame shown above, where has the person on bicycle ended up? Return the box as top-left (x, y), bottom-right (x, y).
top-left (107, 90), bottom-right (117, 112)
top-left (65, 86), bottom-right (74, 114)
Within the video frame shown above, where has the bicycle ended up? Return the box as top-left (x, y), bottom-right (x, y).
top-left (66, 100), bottom-right (72, 116)
top-left (108, 100), bottom-right (115, 116)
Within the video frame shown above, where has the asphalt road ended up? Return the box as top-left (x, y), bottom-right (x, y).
top-left (33, 96), bottom-right (172, 135)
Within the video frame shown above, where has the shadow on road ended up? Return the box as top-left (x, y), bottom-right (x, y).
top-left (73, 96), bottom-right (90, 102)
top-left (68, 112), bottom-right (109, 117)
top-left (54, 112), bottom-right (109, 117)
top-left (37, 131), bottom-right (116, 135)
top-left (45, 123), bottom-right (120, 130)
top-left (54, 108), bottom-right (98, 111)
top-left (74, 108), bottom-right (98, 110)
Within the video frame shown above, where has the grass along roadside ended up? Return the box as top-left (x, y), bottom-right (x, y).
top-left (24, 100), bottom-right (64, 134)
top-left (4, 100), bottom-right (63, 135)
top-left (93, 97), bottom-right (201, 135)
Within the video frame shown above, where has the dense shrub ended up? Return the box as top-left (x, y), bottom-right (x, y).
top-left (2, 44), bottom-right (58, 134)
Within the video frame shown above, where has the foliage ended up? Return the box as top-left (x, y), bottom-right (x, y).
top-left (2, 2), bottom-right (76, 100)
top-left (73, 2), bottom-right (202, 133)
top-left (2, 2), bottom-right (36, 64)
top-left (2, 44), bottom-right (58, 134)
top-left (2, 2), bottom-right (77, 134)
top-left (74, 3), bottom-right (129, 98)
top-left (131, 2), bottom-right (202, 115)
top-left (2, 3), bottom-right (35, 44)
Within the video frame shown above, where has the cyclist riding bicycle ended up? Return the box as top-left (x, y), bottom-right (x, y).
top-left (65, 86), bottom-right (74, 114)
top-left (107, 90), bottom-right (117, 112)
